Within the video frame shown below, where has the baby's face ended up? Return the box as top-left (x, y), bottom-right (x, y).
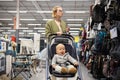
top-left (56, 45), bottom-right (66, 55)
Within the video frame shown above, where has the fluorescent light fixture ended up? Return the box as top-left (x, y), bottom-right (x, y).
top-left (37, 11), bottom-right (52, 13)
top-left (43, 19), bottom-right (52, 21)
top-left (70, 28), bottom-right (80, 30)
top-left (2, 32), bottom-right (11, 34)
top-left (20, 19), bottom-right (36, 21)
top-left (19, 27), bottom-right (29, 29)
top-left (0, 18), bottom-right (12, 20)
top-left (19, 32), bottom-right (24, 34)
top-left (70, 33), bottom-right (78, 36)
top-left (29, 33), bottom-right (37, 34)
top-left (0, 18), bottom-right (36, 21)
top-left (0, 27), bottom-right (11, 29)
top-left (8, 11), bottom-right (27, 13)
top-left (28, 24), bottom-right (41, 26)
top-left (26, 0), bottom-right (50, 1)
top-left (67, 19), bottom-right (83, 21)
top-left (8, 30), bottom-right (15, 32)
top-left (38, 30), bottom-right (45, 32)
top-left (0, 0), bottom-right (14, 1)
top-left (23, 30), bottom-right (33, 32)
top-left (64, 0), bottom-right (90, 1)
top-left (41, 33), bottom-right (45, 34)
top-left (68, 24), bottom-right (81, 26)
top-left (65, 11), bottom-right (89, 13)
top-left (69, 31), bottom-right (79, 33)
top-left (8, 24), bottom-right (21, 25)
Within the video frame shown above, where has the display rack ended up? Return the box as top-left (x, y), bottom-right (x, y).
top-left (0, 38), bottom-right (9, 75)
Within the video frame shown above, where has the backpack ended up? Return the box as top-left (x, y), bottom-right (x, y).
top-left (92, 4), bottom-right (106, 23)
top-left (91, 30), bottom-right (107, 54)
top-left (94, 30), bottom-right (107, 51)
top-left (107, 0), bottom-right (120, 21)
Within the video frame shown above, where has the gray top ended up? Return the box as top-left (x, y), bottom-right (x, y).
top-left (52, 52), bottom-right (77, 66)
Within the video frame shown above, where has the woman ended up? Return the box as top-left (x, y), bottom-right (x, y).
top-left (45, 6), bottom-right (69, 80)
top-left (45, 6), bottom-right (67, 39)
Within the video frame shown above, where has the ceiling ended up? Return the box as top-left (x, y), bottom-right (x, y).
top-left (0, 0), bottom-right (95, 37)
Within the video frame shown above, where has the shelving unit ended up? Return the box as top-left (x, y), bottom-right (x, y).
top-left (0, 38), bottom-right (9, 75)
top-left (0, 52), bottom-right (6, 75)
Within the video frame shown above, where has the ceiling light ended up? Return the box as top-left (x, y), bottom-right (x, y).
top-left (67, 19), bottom-right (83, 21)
top-left (69, 31), bottom-right (79, 33)
top-left (8, 24), bottom-right (21, 25)
top-left (43, 19), bottom-right (52, 21)
top-left (0, 0), bottom-right (14, 1)
top-left (19, 27), bottom-right (29, 29)
top-left (37, 11), bottom-right (52, 13)
top-left (0, 18), bottom-right (12, 20)
top-left (38, 30), bottom-right (45, 32)
top-left (26, 0), bottom-right (50, 1)
top-left (2, 32), bottom-right (11, 34)
top-left (70, 33), bottom-right (78, 36)
top-left (28, 24), bottom-right (41, 26)
top-left (68, 24), bottom-right (81, 26)
top-left (0, 18), bottom-right (36, 21)
top-left (65, 11), bottom-right (89, 13)
top-left (8, 11), bottom-right (27, 13)
top-left (29, 33), bottom-right (37, 34)
top-left (8, 30), bottom-right (15, 32)
top-left (41, 33), bottom-right (45, 34)
top-left (20, 19), bottom-right (36, 21)
top-left (0, 27), bottom-right (11, 29)
top-left (19, 32), bottom-right (24, 34)
top-left (64, 0), bottom-right (89, 1)
top-left (22, 30), bottom-right (33, 32)
top-left (70, 28), bottom-right (80, 30)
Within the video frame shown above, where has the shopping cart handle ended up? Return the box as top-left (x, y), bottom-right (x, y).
top-left (48, 33), bottom-right (74, 41)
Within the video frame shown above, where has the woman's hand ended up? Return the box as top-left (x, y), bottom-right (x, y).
top-left (56, 32), bottom-right (62, 35)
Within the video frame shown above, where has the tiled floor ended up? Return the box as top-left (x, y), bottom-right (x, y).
top-left (29, 60), bottom-right (97, 80)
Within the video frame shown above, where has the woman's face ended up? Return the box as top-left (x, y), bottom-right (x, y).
top-left (55, 7), bottom-right (63, 18)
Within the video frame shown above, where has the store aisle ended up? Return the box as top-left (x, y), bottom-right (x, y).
top-left (29, 60), bottom-right (97, 80)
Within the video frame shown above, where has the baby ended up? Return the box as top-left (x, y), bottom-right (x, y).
top-left (52, 43), bottom-right (78, 74)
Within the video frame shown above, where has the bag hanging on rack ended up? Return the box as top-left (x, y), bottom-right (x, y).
top-left (109, 21), bottom-right (120, 59)
top-left (92, 4), bottom-right (106, 23)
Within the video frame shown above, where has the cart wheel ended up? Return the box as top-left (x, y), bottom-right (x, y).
top-left (76, 76), bottom-right (81, 80)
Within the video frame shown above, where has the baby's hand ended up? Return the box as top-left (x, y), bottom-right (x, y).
top-left (74, 62), bottom-right (79, 66)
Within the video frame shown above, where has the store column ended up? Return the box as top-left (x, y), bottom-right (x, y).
top-left (15, 0), bottom-right (20, 53)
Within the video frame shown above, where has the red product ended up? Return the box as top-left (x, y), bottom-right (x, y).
top-left (11, 36), bottom-right (16, 42)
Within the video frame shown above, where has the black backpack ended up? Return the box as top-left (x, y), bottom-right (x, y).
top-left (107, 0), bottom-right (120, 21)
top-left (92, 4), bottom-right (106, 23)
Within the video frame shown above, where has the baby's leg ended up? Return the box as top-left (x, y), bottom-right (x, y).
top-left (67, 65), bottom-right (77, 74)
top-left (55, 65), bottom-right (68, 73)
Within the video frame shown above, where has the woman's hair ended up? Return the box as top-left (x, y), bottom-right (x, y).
top-left (52, 6), bottom-right (61, 18)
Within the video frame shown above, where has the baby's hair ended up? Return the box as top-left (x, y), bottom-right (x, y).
top-left (56, 43), bottom-right (65, 50)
